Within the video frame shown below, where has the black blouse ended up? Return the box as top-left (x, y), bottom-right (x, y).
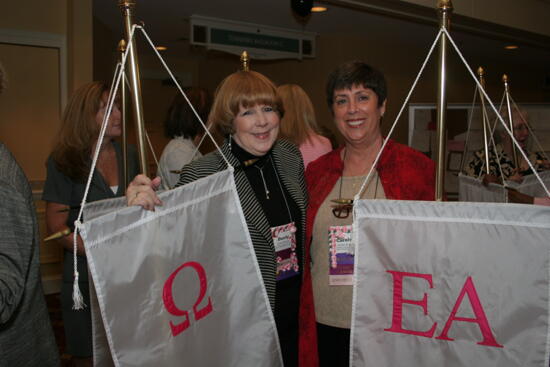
top-left (231, 140), bottom-right (302, 366)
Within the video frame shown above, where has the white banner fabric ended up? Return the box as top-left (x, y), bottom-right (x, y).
top-left (458, 173), bottom-right (507, 203)
top-left (351, 200), bottom-right (550, 367)
top-left (80, 170), bottom-right (282, 367)
top-left (507, 170), bottom-right (550, 197)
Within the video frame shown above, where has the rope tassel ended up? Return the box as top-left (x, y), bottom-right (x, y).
top-left (72, 271), bottom-right (85, 310)
top-left (72, 221), bottom-right (86, 310)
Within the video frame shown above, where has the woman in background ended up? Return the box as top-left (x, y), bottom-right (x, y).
top-left (43, 82), bottom-right (139, 366)
top-left (465, 107), bottom-right (550, 205)
top-left (277, 84), bottom-right (332, 168)
top-left (465, 107), bottom-right (549, 182)
top-left (158, 87), bottom-right (212, 188)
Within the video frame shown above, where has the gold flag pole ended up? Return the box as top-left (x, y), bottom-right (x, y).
top-left (44, 227), bottom-right (71, 242)
top-left (119, 0), bottom-right (148, 176)
top-left (503, 74), bottom-right (519, 169)
top-left (477, 67), bottom-right (491, 174)
top-left (240, 51), bottom-right (250, 71)
top-left (118, 39), bottom-right (129, 187)
top-left (435, 0), bottom-right (453, 201)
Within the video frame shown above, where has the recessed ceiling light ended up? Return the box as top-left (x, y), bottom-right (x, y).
top-left (156, 46), bottom-right (168, 51)
top-left (311, 6), bottom-right (328, 12)
top-left (504, 45), bottom-right (518, 50)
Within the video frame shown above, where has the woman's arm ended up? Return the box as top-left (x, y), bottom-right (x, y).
top-left (45, 201), bottom-right (85, 255)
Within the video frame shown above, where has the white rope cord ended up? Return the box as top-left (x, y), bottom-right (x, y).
top-left (355, 28), bottom-right (443, 200)
top-left (479, 94), bottom-right (508, 180)
top-left (477, 120), bottom-right (507, 194)
top-left (119, 50), bottom-right (208, 190)
top-left (70, 25), bottom-right (137, 309)
top-left (170, 122), bottom-right (215, 189)
top-left (191, 122), bottom-right (213, 161)
top-left (489, 93), bottom-right (506, 138)
top-left (471, 94), bottom-right (508, 204)
top-left (489, 96), bottom-right (511, 183)
top-left (145, 131), bottom-right (159, 169)
top-left (476, 103), bottom-right (506, 182)
top-left (509, 95), bottom-right (550, 163)
top-left (443, 27), bottom-right (550, 197)
top-left (459, 86), bottom-right (479, 172)
top-left (120, 68), bottom-right (174, 191)
top-left (158, 124), bottom-right (214, 190)
top-left (72, 64), bottom-right (125, 307)
top-left (145, 129), bottom-right (168, 188)
top-left (489, 113), bottom-right (507, 184)
top-left (475, 104), bottom-right (489, 180)
top-left (137, 25), bottom-right (232, 170)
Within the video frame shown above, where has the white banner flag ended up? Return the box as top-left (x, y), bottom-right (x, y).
top-left (507, 170), bottom-right (550, 197)
top-left (81, 170), bottom-right (282, 367)
top-left (458, 173), bottom-right (507, 203)
top-left (459, 172), bottom-right (550, 203)
top-left (351, 200), bottom-right (550, 367)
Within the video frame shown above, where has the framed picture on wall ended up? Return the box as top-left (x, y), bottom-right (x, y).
top-left (447, 151), bottom-right (463, 173)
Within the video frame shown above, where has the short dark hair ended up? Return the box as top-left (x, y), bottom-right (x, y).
top-left (326, 60), bottom-right (387, 109)
top-left (164, 87), bottom-right (212, 139)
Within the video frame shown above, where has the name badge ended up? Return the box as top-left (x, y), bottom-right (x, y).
top-left (328, 225), bottom-right (354, 286)
top-left (272, 222), bottom-right (299, 281)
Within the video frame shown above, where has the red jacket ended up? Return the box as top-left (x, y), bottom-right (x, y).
top-left (299, 139), bottom-right (435, 367)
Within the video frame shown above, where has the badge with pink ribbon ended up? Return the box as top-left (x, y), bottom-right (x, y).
top-left (272, 222), bottom-right (299, 281)
top-left (328, 225), bottom-right (354, 285)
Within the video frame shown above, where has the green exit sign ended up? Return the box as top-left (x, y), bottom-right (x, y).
top-left (211, 29), bottom-right (300, 53)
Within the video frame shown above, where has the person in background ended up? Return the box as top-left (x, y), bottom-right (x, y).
top-left (465, 107), bottom-right (548, 182)
top-left (127, 70), bottom-right (308, 366)
top-left (158, 87), bottom-right (212, 188)
top-left (277, 84), bottom-right (332, 168)
top-left (299, 61), bottom-right (435, 367)
top-left (465, 107), bottom-right (550, 205)
top-left (42, 81), bottom-right (140, 366)
top-left (0, 61), bottom-right (60, 366)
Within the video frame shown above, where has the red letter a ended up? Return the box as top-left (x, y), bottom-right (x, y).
top-left (436, 276), bottom-right (503, 348)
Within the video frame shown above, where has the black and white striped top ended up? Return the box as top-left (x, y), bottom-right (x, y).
top-left (176, 138), bottom-right (308, 311)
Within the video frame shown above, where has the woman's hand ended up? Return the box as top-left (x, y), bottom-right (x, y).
top-left (126, 174), bottom-right (163, 211)
top-left (481, 174), bottom-right (502, 186)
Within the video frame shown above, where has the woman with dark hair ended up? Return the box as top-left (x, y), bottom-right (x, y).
top-left (127, 71), bottom-right (307, 366)
top-left (42, 82), bottom-right (140, 366)
top-left (158, 87), bottom-right (212, 188)
top-left (300, 61), bottom-right (435, 366)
